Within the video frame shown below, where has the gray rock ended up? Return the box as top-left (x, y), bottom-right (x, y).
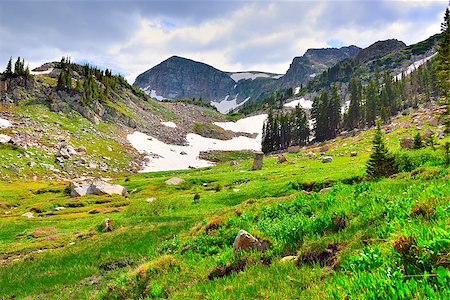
top-left (277, 154), bottom-right (287, 163)
top-left (322, 156), bottom-right (333, 163)
top-left (250, 151), bottom-right (264, 170)
top-left (22, 212), bottom-right (34, 218)
top-left (233, 230), bottom-right (264, 252)
top-left (165, 177), bottom-right (184, 185)
top-left (400, 136), bottom-right (413, 149)
top-left (70, 179), bottom-right (127, 197)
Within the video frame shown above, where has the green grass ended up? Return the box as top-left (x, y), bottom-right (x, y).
top-left (0, 109), bottom-right (449, 299)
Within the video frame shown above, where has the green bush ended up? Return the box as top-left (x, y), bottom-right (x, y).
top-left (394, 149), bottom-right (446, 172)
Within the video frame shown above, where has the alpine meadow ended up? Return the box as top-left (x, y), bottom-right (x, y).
top-left (0, 1), bottom-right (449, 299)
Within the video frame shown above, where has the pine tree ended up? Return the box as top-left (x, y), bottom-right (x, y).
top-left (435, 6), bottom-right (450, 133)
top-left (366, 120), bottom-right (398, 178)
top-left (413, 132), bottom-right (423, 149)
top-left (5, 57), bottom-right (13, 77)
top-left (365, 80), bottom-right (378, 127)
top-left (348, 77), bottom-right (361, 129)
top-left (329, 84), bottom-right (341, 138)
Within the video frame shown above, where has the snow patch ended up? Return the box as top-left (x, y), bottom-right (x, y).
top-left (161, 121), bottom-right (177, 128)
top-left (128, 113), bottom-right (268, 172)
top-left (0, 117), bottom-right (11, 128)
top-left (0, 134), bottom-right (11, 143)
top-left (30, 68), bottom-right (54, 75)
top-left (215, 114), bottom-right (267, 135)
top-left (395, 53), bottom-right (437, 81)
top-left (283, 98), bottom-right (313, 110)
top-left (230, 72), bottom-right (271, 82)
top-left (341, 100), bottom-right (351, 114)
top-left (211, 95), bottom-right (250, 114)
top-left (272, 75), bottom-right (283, 79)
top-left (294, 87), bottom-right (301, 95)
top-left (142, 85), bottom-right (165, 101)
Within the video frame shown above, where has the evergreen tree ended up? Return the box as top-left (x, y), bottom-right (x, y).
top-left (413, 132), bottom-right (423, 149)
top-left (5, 57), bottom-right (13, 76)
top-left (347, 77), bottom-right (361, 129)
top-left (435, 6), bottom-right (450, 132)
top-left (366, 120), bottom-right (398, 178)
top-left (365, 80), bottom-right (378, 127)
top-left (329, 84), bottom-right (341, 138)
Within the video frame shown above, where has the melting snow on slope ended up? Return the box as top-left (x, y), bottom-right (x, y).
top-left (30, 68), bottom-right (54, 75)
top-left (230, 72), bottom-right (272, 82)
top-left (215, 114), bottom-right (267, 135)
top-left (284, 98), bottom-right (313, 110)
top-left (294, 87), bottom-right (301, 95)
top-left (211, 96), bottom-right (250, 114)
top-left (161, 121), bottom-right (177, 128)
top-left (395, 53), bottom-right (437, 81)
top-left (142, 85), bottom-right (165, 101)
top-left (0, 134), bottom-right (11, 143)
top-left (0, 117), bottom-right (11, 128)
top-left (127, 114), bottom-right (267, 172)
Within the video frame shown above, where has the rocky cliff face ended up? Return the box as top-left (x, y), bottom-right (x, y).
top-left (354, 39), bottom-right (406, 64)
top-left (134, 56), bottom-right (237, 102)
top-left (278, 45), bottom-right (361, 88)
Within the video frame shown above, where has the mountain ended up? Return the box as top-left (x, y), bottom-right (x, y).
top-left (133, 46), bottom-right (362, 112)
top-left (278, 45), bottom-right (361, 88)
top-left (354, 39), bottom-right (406, 64)
top-left (134, 56), bottom-right (237, 102)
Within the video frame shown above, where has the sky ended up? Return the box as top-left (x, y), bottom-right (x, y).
top-left (0, 0), bottom-right (448, 83)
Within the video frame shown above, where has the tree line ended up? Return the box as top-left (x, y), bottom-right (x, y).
top-left (261, 104), bottom-right (309, 153)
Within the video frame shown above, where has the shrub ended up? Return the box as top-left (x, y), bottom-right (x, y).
top-left (394, 149), bottom-right (446, 172)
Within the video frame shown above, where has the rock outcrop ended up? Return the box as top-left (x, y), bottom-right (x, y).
top-left (233, 230), bottom-right (266, 252)
top-left (250, 152), bottom-right (264, 170)
top-left (70, 179), bottom-right (127, 197)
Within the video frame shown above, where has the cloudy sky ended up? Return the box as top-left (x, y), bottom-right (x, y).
top-left (0, 0), bottom-right (448, 82)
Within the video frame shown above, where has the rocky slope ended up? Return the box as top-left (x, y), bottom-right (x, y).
top-left (134, 56), bottom-right (237, 102)
top-left (0, 62), bottom-right (234, 179)
top-left (278, 45), bottom-right (361, 88)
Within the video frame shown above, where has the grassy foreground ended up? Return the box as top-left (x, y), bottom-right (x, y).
top-left (0, 119), bottom-right (449, 299)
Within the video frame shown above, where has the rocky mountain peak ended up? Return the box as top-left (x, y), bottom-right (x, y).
top-left (354, 39), bottom-right (406, 63)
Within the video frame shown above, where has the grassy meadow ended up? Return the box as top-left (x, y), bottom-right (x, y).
top-left (0, 111), bottom-right (449, 299)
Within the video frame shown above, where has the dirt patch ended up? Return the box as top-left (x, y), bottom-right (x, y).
top-left (298, 243), bottom-right (341, 268)
top-left (208, 258), bottom-right (247, 280)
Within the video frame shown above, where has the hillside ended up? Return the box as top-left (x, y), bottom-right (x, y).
top-left (1, 104), bottom-right (449, 298)
top-left (0, 60), bottom-right (235, 179)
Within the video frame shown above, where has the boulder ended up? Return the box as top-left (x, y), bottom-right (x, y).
top-left (429, 117), bottom-right (438, 126)
top-left (277, 154), bottom-right (287, 163)
top-left (91, 179), bottom-right (127, 196)
top-left (350, 151), bottom-right (357, 157)
top-left (230, 160), bottom-right (238, 166)
top-left (70, 179), bottom-right (127, 197)
top-left (250, 151), bottom-right (264, 171)
top-left (233, 230), bottom-right (264, 252)
top-left (287, 146), bottom-right (301, 153)
top-left (180, 151), bottom-right (187, 155)
top-left (101, 218), bottom-right (114, 232)
top-left (0, 134), bottom-right (11, 144)
top-left (165, 177), bottom-right (184, 185)
top-left (422, 128), bottom-right (435, 139)
top-left (322, 156), bottom-right (333, 163)
top-left (22, 212), bottom-right (34, 218)
top-left (400, 136), bottom-right (413, 149)
top-left (319, 145), bottom-right (329, 153)
top-left (70, 181), bottom-right (94, 197)
top-left (437, 130), bottom-right (445, 139)
top-left (305, 151), bottom-right (314, 157)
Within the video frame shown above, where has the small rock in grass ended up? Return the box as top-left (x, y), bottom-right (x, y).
top-left (233, 230), bottom-right (265, 252)
top-left (54, 207), bottom-right (65, 211)
top-left (277, 154), bottom-right (287, 163)
top-left (165, 177), bottom-right (184, 185)
top-left (322, 156), bottom-right (333, 163)
top-left (101, 218), bottom-right (114, 232)
top-left (146, 197), bottom-right (156, 202)
top-left (22, 212), bottom-right (34, 218)
top-left (350, 151), bottom-right (357, 157)
top-left (250, 152), bottom-right (264, 171)
top-left (280, 256), bottom-right (298, 263)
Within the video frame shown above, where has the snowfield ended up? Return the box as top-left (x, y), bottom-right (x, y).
top-left (211, 96), bottom-right (251, 114)
top-left (0, 117), bottom-right (11, 128)
top-left (142, 85), bottom-right (165, 101)
top-left (127, 114), bottom-right (267, 172)
top-left (395, 53), bottom-right (437, 81)
top-left (30, 68), bottom-right (54, 75)
top-left (230, 72), bottom-right (274, 82)
top-left (283, 98), bottom-right (313, 110)
top-left (161, 121), bottom-right (177, 128)
top-left (0, 134), bottom-right (11, 143)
